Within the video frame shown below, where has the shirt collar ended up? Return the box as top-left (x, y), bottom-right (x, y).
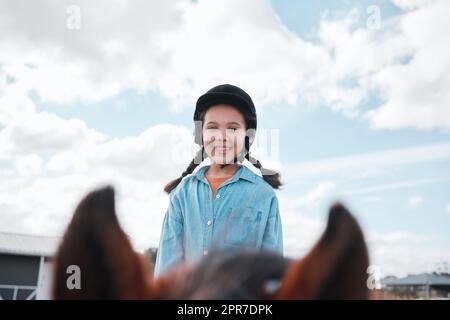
top-left (189, 157), bottom-right (262, 184)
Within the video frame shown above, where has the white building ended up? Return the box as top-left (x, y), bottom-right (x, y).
top-left (0, 231), bottom-right (60, 300)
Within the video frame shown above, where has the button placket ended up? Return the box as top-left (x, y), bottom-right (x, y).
top-left (206, 183), bottom-right (215, 255)
top-left (203, 180), bottom-right (214, 255)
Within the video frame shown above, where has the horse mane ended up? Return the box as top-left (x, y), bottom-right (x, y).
top-left (165, 249), bottom-right (290, 299)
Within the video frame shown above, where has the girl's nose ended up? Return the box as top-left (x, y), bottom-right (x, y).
top-left (217, 129), bottom-right (227, 142)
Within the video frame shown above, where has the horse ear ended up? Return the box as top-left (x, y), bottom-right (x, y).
top-left (53, 186), bottom-right (158, 299)
top-left (272, 203), bottom-right (369, 299)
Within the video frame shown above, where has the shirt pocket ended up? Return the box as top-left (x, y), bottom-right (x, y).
top-left (224, 206), bottom-right (262, 247)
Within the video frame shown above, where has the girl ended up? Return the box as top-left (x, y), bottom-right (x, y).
top-left (155, 84), bottom-right (283, 276)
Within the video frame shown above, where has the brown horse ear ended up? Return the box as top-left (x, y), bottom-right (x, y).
top-left (53, 186), bottom-right (158, 299)
top-left (272, 202), bottom-right (369, 299)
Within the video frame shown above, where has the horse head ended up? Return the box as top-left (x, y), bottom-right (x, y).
top-left (53, 187), bottom-right (369, 299)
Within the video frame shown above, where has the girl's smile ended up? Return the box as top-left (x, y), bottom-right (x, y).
top-left (212, 145), bottom-right (233, 155)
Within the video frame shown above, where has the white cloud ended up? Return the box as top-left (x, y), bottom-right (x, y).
top-left (316, 0), bottom-right (450, 130)
top-left (281, 209), bottom-right (325, 258)
top-left (1, 42), bottom-right (197, 247)
top-left (0, 0), bottom-right (188, 104)
top-left (365, 0), bottom-right (450, 130)
top-left (0, 61), bottom-right (200, 252)
top-left (1, 0), bottom-right (449, 131)
top-left (0, 120), bottom-right (197, 251)
top-left (286, 141), bottom-right (450, 183)
top-left (14, 154), bottom-right (43, 177)
top-left (156, 0), bottom-right (450, 127)
top-left (1, 0), bottom-right (326, 111)
top-left (366, 228), bottom-right (450, 277)
top-left (0, 80), bottom-right (35, 126)
top-left (409, 195), bottom-right (423, 207)
top-left (0, 0), bottom-right (362, 115)
top-left (279, 187), bottom-right (448, 277)
top-left (0, 169), bottom-right (172, 250)
top-left (278, 182), bottom-right (334, 257)
top-left (446, 204), bottom-right (450, 214)
top-left (367, 230), bottom-right (428, 244)
top-left (0, 79), bottom-right (106, 160)
top-left (46, 123), bottom-right (195, 179)
top-left (0, 111), bottom-right (105, 156)
top-left (156, 0), bottom-right (330, 110)
top-left (280, 181), bottom-right (336, 211)
top-left (368, 242), bottom-right (450, 277)
top-left (392, 0), bottom-right (437, 10)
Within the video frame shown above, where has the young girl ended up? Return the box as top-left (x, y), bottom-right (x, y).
top-left (154, 84), bottom-right (283, 276)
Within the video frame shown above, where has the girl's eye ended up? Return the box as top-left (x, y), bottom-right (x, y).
top-left (227, 128), bottom-right (238, 132)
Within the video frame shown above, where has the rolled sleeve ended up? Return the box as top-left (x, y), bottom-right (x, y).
top-left (154, 195), bottom-right (185, 277)
top-left (261, 196), bottom-right (283, 255)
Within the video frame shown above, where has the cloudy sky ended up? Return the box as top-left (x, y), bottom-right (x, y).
top-left (1, 0), bottom-right (449, 277)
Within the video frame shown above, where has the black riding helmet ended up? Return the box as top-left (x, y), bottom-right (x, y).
top-left (193, 84), bottom-right (257, 146)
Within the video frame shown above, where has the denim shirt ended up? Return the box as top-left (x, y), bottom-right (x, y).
top-left (154, 164), bottom-right (283, 276)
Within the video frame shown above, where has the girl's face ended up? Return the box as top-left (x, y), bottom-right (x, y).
top-left (202, 104), bottom-right (247, 165)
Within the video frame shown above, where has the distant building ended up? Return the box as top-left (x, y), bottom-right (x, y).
top-left (0, 231), bottom-right (159, 300)
top-left (0, 232), bottom-right (60, 300)
top-left (381, 273), bottom-right (450, 299)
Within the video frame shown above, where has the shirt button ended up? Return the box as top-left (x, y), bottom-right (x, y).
top-left (216, 194), bottom-right (220, 199)
top-left (203, 250), bottom-right (208, 256)
top-left (207, 220), bottom-right (212, 226)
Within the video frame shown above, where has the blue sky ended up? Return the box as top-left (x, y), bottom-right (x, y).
top-left (1, 0), bottom-right (449, 277)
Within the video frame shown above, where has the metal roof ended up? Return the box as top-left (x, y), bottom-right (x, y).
top-left (382, 273), bottom-right (450, 286)
top-left (0, 231), bottom-right (61, 257)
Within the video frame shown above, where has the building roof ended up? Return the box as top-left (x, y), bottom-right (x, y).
top-left (382, 273), bottom-right (450, 286)
top-left (0, 231), bottom-right (61, 257)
